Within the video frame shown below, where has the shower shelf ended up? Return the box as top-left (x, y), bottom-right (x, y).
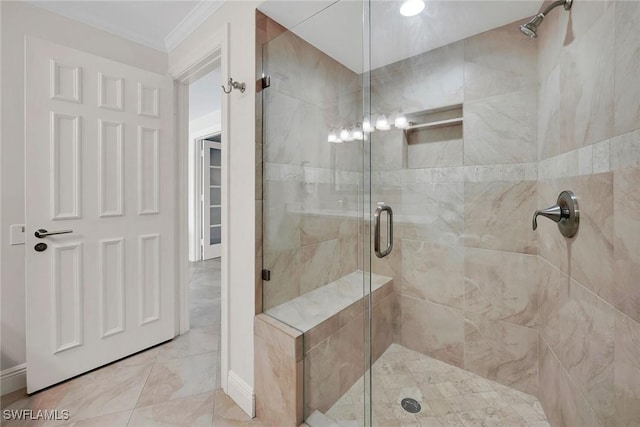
top-left (402, 104), bottom-right (463, 141)
top-left (405, 117), bottom-right (463, 131)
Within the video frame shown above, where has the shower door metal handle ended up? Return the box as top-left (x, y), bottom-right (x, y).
top-left (374, 204), bottom-right (393, 258)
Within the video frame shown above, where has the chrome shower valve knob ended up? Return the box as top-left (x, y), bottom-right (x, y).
top-left (532, 190), bottom-right (579, 238)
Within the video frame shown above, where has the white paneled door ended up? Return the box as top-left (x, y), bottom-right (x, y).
top-left (25, 37), bottom-right (175, 392)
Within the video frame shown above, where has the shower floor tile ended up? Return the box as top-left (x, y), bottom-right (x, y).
top-left (322, 344), bottom-right (549, 427)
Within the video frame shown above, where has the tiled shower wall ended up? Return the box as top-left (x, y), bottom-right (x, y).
top-left (257, 3), bottom-right (640, 425)
top-left (260, 28), bottom-right (363, 311)
top-left (536, 1), bottom-right (640, 426)
top-left (369, 21), bottom-right (541, 396)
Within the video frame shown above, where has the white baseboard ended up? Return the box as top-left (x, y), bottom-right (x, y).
top-left (226, 370), bottom-right (255, 417)
top-left (1, 364), bottom-right (26, 395)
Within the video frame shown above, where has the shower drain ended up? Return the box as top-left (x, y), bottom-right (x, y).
top-left (400, 398), bottom-right (421, 413)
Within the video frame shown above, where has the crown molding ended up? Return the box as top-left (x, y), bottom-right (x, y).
top-left (164, 0), bottom-right (225, 53)
top-left (26, 1), bottom-right (168, 52)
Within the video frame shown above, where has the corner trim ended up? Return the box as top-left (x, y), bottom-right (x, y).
top-left (1, 364), bottom-right (26, 395)
top-left (164, 0), bottom-right (225, 53)
top-left (227, 370), bottom-right (255, 417)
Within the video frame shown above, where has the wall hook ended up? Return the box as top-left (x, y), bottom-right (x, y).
top-left (222, 78), bottom-right (246, 94)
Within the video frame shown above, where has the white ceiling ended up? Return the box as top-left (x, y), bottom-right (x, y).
top-left (259, 0), bottom-right (544, 73)
top-left (27, 0), bottom-right (543, 68)
top-left (189, 67), bottom-right (222, 121)
top-left (28, 0), bottom-right (224, 52)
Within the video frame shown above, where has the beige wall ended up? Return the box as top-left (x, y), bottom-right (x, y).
top-left (536, 1), bottom-right (640, 426)
top-left (0, 0), bottom-right (168, 373)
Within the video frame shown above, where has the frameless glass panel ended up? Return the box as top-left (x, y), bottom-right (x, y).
top-left (210, 207), bottom-right (221, 226)
top-left (210, 147), bottom-right (221, 166)
top-left (209, 188), bottom-right (221, 205)
top-left (210, 168), bottom-right (221, 186)
top-left (209, 225), bottom-right (221, 245)
top-left (259, 1), bottom-right (369, 425)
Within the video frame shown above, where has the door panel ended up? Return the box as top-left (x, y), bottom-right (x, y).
top-left (202, 139), bottom-right (222, 260)
top-left (25, 37), bottom-right (175, 392)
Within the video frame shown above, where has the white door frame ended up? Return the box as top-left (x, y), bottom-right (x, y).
top-left (170, 23), bottom-right (230, 391)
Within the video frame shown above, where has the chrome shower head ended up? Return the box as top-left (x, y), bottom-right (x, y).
top-left (520, 14), bottom-right (544, 38)
top-left (519, 0), bottom-right (572, 38)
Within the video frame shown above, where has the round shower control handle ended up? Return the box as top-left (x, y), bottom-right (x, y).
top-left (532, 191), bottom-right (579, 238)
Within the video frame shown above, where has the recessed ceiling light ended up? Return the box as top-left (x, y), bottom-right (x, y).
top-left (400, 0), bottom-right (425, 17)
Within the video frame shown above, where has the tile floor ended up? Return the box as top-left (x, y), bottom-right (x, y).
top-left (1, 259), bottom-right (266, 427)
top-left (323, 344), bottom-right (550, 427)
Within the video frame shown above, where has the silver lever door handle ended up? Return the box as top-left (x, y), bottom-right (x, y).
top-left (374, 204), bottom-right (393, 258)
top-left (35, 228), bottom-right (73, 238)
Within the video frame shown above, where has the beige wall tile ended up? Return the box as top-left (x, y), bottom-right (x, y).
top-left (614, 312), bottom-right (640, 427)
top-left (558, 368), bottom-right (600, 427)
top-left (397, 295), bottom-right (464, 368)
top-left (371, 42), bottom-right (464, 115)
top-left (401, 240), bottom-right (464, 310)
top-left (262, 249), bottom-right (301, 310)
top-left (538, 338), bottom-right (561, 427)
top-left (538, 66), bottom-right (561, 160)
top-left (464, 248), bottom-right (537, 327)
top-left (401, 182), bottom-right (464, 247)
top-left (372, 294), bottom-right (395, 362)
top-left (371, 130), bottom-right (407, 171)
top-left (560, 280), bottom-right (615, 427)
top-left (464, 315), bottom-right (538, 395)
top-left (300, 238), bottom-right (358, 294)
top-left (463, 87), bottom-right (538, 165)
top-left (537, 258), bottom-right (569, 356)
top-left (464, 21), bottom-right (538, 101)
top-left (407, 125), bottom-right (463, 169)
top-left (559, 4), bottom-right (614, 149)
top-left (613, 167), bottom-right (640, 323)
top-left (614, 1), bottom-right (640, 136)
top-left (569, 173), bottom-right (614, 303)
top-left (464, 181), bottom-right (537, 254)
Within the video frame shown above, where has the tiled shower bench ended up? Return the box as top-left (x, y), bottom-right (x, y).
top-left (255, 271), bottom-right (394, 427)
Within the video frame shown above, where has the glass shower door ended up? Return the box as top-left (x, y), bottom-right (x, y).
top-left (258, 2), bottom-right (372, 425)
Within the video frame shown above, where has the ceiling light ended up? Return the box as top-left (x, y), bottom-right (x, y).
top-left (352, 128), bottom-right (364, 140)
top-left (328, 131), bottom-right (338, 143)
top-left (400, 0), bottom-right (425, 17)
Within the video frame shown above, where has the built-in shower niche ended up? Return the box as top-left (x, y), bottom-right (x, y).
top-left (405, 105), bottom-right (463, 169)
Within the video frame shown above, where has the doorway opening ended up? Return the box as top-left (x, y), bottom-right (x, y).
top-left (188, 67), bottom-right (223, 263)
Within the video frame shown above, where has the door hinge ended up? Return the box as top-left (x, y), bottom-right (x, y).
top-left (258, 75), bottom-right (270, 90)
top-left (261, 269), bottom-right (271, 281)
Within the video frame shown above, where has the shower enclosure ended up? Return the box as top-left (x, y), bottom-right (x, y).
top-left (257, 0), bottom-right (640, 426)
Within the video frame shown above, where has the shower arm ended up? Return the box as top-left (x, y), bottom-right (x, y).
top-left (539, 0), bottom-right (572, 18)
